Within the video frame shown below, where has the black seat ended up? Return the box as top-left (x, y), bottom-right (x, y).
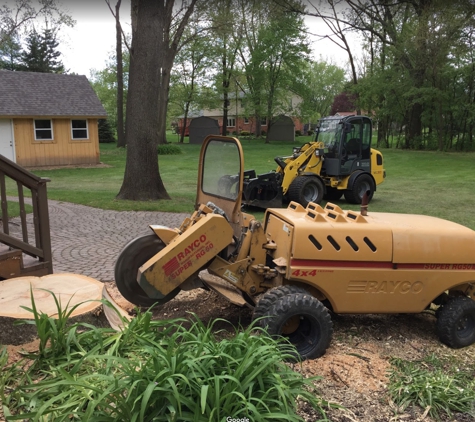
top-left (346, 138), bottom-right (360, 155)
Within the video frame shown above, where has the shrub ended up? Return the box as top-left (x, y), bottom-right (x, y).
top-left (261, 130), bottom-right (267, 136)
top-left (157, 143), bottom-right (182, 155)
top-left (98, 119), bottom-right (116, 143)
top-left (295, 130), bottom-right (302, 136)
top-left (240, 130), bottom-right (250, 136)
top-left (1, 293), bottom-right (336, 421)
top-left (389, 355), bottom-right (475, 419)
top-left (307, 130), bottom-right (314, 136)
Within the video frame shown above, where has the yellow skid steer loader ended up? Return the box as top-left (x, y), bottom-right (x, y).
top-left (242, 115), bottom-right (386, 208)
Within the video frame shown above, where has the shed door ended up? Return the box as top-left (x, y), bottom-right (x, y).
top-left (0, 119), bottom-right (15, 162)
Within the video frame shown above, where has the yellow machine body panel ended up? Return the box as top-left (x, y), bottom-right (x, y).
top-left (374, 212), bottom-right (475, 264)
top-left (263, 202), bottom-right (475, 314)
top-left (370, 148), bottom-right (385, 186)
top-left (138, 213), bottom-right (233, 297)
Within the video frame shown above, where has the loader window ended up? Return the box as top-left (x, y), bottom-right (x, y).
top-left (202, 139), bottom-right (241, 200)
top-left (317, 124), bottom-right (342, 157)
top-left (361, 119), bottom-right (371, 159)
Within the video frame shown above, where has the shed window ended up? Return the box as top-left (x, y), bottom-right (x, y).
top-left (34, 119), bottom-right (53, 140)
top-left (71, 119), bottom-right (89, 139)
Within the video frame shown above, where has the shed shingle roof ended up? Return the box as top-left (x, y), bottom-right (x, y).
top-left (0, 70), bottom-right (107, 118)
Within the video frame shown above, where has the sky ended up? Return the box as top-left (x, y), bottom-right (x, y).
top-left (59, 1), bottom-right (132, 76)
top-left (55, 1), bottom-right (356, 77)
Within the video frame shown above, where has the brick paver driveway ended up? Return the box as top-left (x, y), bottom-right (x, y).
top-left (40, 200), bottom-right (188, 281)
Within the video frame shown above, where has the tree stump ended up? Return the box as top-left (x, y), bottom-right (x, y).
top-left (0, 273), bottom-right (111, 345)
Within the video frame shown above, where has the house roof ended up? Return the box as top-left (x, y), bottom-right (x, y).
top-left (0, 70), bottom-right (107, 118)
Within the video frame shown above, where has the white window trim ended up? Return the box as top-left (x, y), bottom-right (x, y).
top-left (34, 119), bottom-right (54, 141)
top-left (71, 119), bottom-right (89, 140)
top-left (227, 117), bottom-right (236, 127)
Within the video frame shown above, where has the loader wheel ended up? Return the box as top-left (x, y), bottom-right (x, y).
top-left (436, 296), bottom-right (475, 348)
top-left (324, 187), bottom-right (343, 201)
top-left (288, 176), bottom-right (324, 207)
top-left (264, 292), bottom-right (333, 360)
top-left (114, 234), bottom-right (180, 308)
top-left (344, 173), bottom-right (375, 204)
top-left (253, 285), bottom-right (308, 326)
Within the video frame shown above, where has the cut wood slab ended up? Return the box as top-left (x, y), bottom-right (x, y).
top-left (101, 283), bottom-right (132, 330)
top-left (0, 273), bottom-right (104, 319)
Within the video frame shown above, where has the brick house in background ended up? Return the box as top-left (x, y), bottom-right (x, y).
top-left (176, 93), bottom-right (304, 140)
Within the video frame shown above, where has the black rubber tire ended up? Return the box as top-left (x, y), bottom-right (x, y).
top-left (436, 296), bottom-right (475, 348)
top-left (324, 187), bottom-right (343, 201)
top-left (288, 176), bottom-right (324, 207)
top-left (253, 285), bottom-right (308, 326)
top-left (114, 234), bottom-right (180, 307)
top-left (265, 292), bottom-right (333, 360)
top-left (344, 173), bottom-right (375, 204)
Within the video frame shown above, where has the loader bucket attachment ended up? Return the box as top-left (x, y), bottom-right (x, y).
top-left (242, 171), bottom-right (284, 209)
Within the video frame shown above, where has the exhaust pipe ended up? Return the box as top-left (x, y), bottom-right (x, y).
top-left (360, 190), bottom-right (370, 216)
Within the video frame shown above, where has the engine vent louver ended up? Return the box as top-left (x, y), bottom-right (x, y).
top-left (346, 236), bottom-right (359, 251)
top-left (364, 237), bottom-right (377, 252)
top-left (308, 235), bottom-right (322, 250)
top-left (327, 235), bottom-right (341, 251)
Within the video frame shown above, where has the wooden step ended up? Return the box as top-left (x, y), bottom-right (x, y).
top-left (0, 247), bottom-right (50, 279)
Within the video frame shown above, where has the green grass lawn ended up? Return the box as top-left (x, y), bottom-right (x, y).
top-left (23, 136), bottom-right (475, 229)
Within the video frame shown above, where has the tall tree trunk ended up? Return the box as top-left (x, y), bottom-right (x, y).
top-left (180, 105), bottom-right (189, 144)
top-left (117, 0), bottom-right (170, 200)
top-left (117, 0), bottom-right (197, 200)
top-left (221, 53), bottom-right (229, 136)
top-left (222, 93), bottom-right (229, 136)
top-left (405, 102), bottom-right (423, 148)
top-left (157, 63), bottom-right (171, 144)
top-left (115, 0), bottom-right (126, 148)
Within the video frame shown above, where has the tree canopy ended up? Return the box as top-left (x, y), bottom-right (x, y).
top-left (21, 28), bottom-right (65, 73)
top-left (89, 0), bottom-right (475, 202)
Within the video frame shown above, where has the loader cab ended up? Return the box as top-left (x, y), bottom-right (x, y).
top-left (318, 115), bottom-right (372, 177)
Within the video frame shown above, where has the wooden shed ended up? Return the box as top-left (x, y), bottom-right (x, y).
top-left (0, 70), bottom-right (107, 167)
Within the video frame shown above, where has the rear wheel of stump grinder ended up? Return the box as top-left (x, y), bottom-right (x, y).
top-left (436, 296), bottom-right (475, 349)
top-left (115, 234), bottom-right (180, 308)
top-left (263, 291), bottom-right (333, 360)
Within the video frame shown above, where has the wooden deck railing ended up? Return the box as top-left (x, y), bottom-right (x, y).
top-left (0, 154), bottom-right (53, 275)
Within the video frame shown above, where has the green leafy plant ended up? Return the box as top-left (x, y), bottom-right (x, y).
top-left (15, 288), bottom-right (106, 364)
top-left (389, 355), bottom-right (475, 419)
top-left (1, 293), bottom-right (335, 421)
top-left (157, 143), bottom-right (182, 155)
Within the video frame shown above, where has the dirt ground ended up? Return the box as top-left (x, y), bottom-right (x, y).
top-left (3, 284), bottom-right (475, 422)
